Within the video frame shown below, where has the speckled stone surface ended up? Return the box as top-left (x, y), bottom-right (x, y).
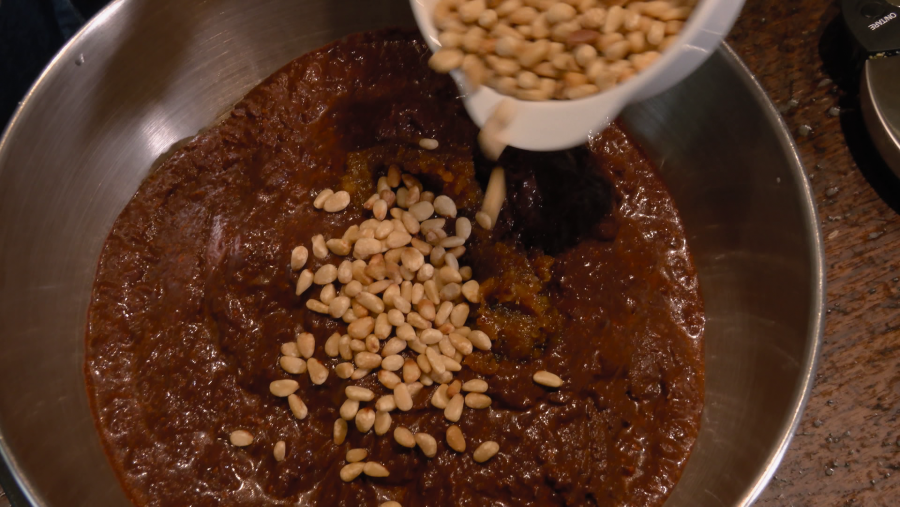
top-left (729, 0), bottom-right (900, 505)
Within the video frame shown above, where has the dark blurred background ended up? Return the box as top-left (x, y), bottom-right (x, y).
top-left (0, 0), bottom-right (110, 131)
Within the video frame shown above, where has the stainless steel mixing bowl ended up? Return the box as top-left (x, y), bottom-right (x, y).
top-left (0, 0), bottom-right (824, 505)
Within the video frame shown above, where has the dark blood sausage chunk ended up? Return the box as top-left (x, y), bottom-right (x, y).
top-left (85, 29), bottom-right (704, 507)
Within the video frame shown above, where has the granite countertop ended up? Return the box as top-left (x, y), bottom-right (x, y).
top-left (2, 0), bottom-right (899, 505)
top-left (729, 0), bottom-right (900, 504)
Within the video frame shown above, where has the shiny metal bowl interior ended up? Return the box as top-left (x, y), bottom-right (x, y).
top-left (0, 0), bottom-right (824, 505)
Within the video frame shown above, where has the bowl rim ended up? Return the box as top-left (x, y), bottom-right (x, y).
top-left (704, 44), bottom-right (825, 507)
top-left (0, 2), bottom-right (825, 506)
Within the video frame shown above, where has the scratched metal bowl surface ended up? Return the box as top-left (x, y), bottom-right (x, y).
top-left (0, 0), bottom-right (824, 505)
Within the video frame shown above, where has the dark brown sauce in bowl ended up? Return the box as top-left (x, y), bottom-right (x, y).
top-left (85, 29), bottom-right (704, 507)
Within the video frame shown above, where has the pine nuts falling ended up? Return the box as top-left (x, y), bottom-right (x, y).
top-left (428, 0), bottom-right (694, 100)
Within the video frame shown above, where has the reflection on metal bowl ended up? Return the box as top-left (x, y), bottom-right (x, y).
top-left (0, 0), bottom-right (823, 506)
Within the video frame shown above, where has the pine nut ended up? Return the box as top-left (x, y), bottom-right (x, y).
top-left (418, 329), bottom-right (441, 346)
top-left (340, 462), bottom-right (364, 482)
top-left (449, 303), bottom-right (470, 327)
top-left (353, 238), bottom-right (383, 259)
top-left (459, 0), bottom-right (486, 22)
top-left (465, 393), bottom-right (492, 409)
top-left (411, 283), bottom-right (425, 304)
top-left (295, 269), bottom-right (314, 295)
top-left (419, 138), bottom-right (440, 151)
top-left (445, 393), bottom-right (464, 422)
top-left (417, 351), bottom-right (433, 373)
top-left (383, 338), bottom-right (407, 357)
top-left (274, 440), bottom-right (286, 461)
top-left (447, 379), bottom-right (462, 398)
top-left (312, 264), bottom-right (336, 285)
top-left (356, 407), bottom-right (376, 433)
top-left (394, 383), bottom-right (413, 411)
top-left (403, 358), bottom-right (421, 383)
top-left (509, 5), bottom-right (538, 23)
top-left (281, 341), bottom-right (300, 358)
top-left (381, 502), bottom-right (401, 507)
top-left (319, 283), bottom-right (337, 304)
top-left (314, 188), bottom-right (337, 210)
top-left (381, 354), bottom-right (403, 372)
top-left (340, 399), bottom-right (360, 420)
top-left (409, 201), bottom-right (435, 222)
top-left (394, 426), bottom-right (417, 448)
top-left (409, 381), bottom-right (424, 398)
top-left (604, 5), bottom-right (625, 33)
top-left (354, 351), bottom-right (382, 370)
top-left (280, 356), bottom-right (307, 375)
top-left (439, 336), bottom-right (457, 357)
top-left (355, 292), bottom-right (385, 313)
top-left (270, 379), bottom-right (299, 397)
top-left (335, 362), bottom-right (355, 379)
top-left (417, 263), bottom-right (435, 282)
top-left (306, 299), bottom-right (329, 314)
top-left (346, 448), bottom-right (368, 463)
top-left (295, 332), bottom-right (314, 359)
top-left (351, 367), bottom-right (371, 380)
top-left (407, 312), bottom-right (432, 330)
top-left (446, 425), bottom-right (467, 452)
top-left (434, 301), bottom-right (452, 326)
top-left (448, 333), bottom-right (474, 355)
top-left (475, 211), bottom-right (492, 230)
top-left (288, 394), bottom-right (308, 420)
top-left (533, 370), bottom-right (563, 388)
top-left (468, 330), bottom-right (492, 351)
top-left (647, 19), bottom-right (665, 45)
top-left (350, 339), bottom-right (367, 353)
top-left (374, 410), bottom-right (392, 435)
top-left (338, 334), bottom-right (353, 360)
top-left (290, 246), bottom-right (309, 271)
top-left (376, 395), bottom-right (397, 412)
top-left (377, 370), bottom-right (401, 390)
top-left (415, 432), bottom-right (438, 458)
top-left (311, 234), bottom-right (328, 259)
top-left (431, 384), bottom-right (451, 409)
top-left (373, 199), bottom-right (388, 220)
top-left (307, 358), bottom-right (328, 385)
top-left (334, 418), bottom-right (348, 445)
top-left (323, 190), bottom-right (350, 212)
top-left (345, 386), bottom-right (375, 402)
top-left (329, 296), bottom-right (351, 319)
top-left (348, 317), bottom-right (374, 339)
top-left (230, 430), bottom-right (253, 447)
top-left (473, 441), bottom-right (500, 463)
top-left (463, 379), bottom-right (488, 393)
top-left (364, 461), bottom-right (390, 477)
top-left (461, 280), bottom-right (481, 303)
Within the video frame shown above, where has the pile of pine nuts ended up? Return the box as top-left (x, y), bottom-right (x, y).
top-left (229, 155), bottom-right (566, 500)
top-left (428, 0), bottom-right (696, 101)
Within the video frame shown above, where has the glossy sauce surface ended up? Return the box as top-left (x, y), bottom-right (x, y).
top-left (85, 30), bottom-right (704, 507)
